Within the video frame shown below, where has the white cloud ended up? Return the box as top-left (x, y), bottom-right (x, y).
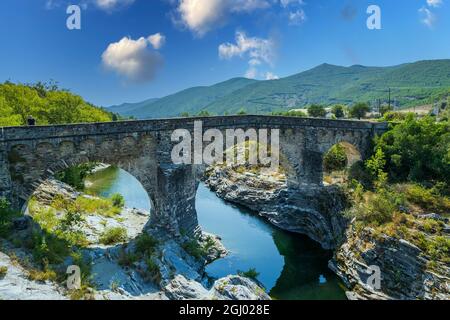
top-left (419, 6), bottom-right (436, 28)
top-left (176, 0), bottom-right (227, 37)
top-left (219, 31), bottom-right (277, 79)
top-left (173, 0), bottom-right (305, 36)
top-left (265, 72), bottom-right (279, 80)
top-left (95, 0), bottom-right (134, 11)
top-left (245, 67), bottom-right (258, 79)
top-left (280, 0), bottom-right (305, 8)
top-left (148, 33), bottom-right (166, 49)
top-left (427, 0), bottom-right (443, 7)
top-left (219, 31), bottom-right (275, 65)
top-left (288, 9), bottom-right (306, 25)
top-left (102, 36), bottom-right (164, 83)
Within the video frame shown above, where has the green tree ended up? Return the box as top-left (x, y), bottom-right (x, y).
top-left (323, 144), bottom-right (348, 172)
top-left (237, 108), bottom-right (247, 115)
top-left (0, 82), bottom-right (113, 126)
top-left (111, 193), bottom-right (125, 208)
top-left (331, 104), bottom-right (346, 118)
top-left (374, 115), bottom-right (450, 185)
top-left (380, 104), bottom-right (393, 116)
top-left (349, 102), bottom-right (370, 119)
top-left (197, 110), bottom-right (211, 117)
top-left (307, 104), bottom-right (327, 118)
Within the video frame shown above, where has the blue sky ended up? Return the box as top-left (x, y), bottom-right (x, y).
top-left (0, 0), bottom-right (449, 107)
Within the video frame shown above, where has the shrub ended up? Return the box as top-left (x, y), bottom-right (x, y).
top-left (401, 184), bottom-right (450, 214)
top-left (144, 257), bottom-right (161, 283)
top-left (74, 196), bottom-right (121, 217)
top-left (307, 104), bottom-right (327, 118)
top-left (55, 163), bottom-right (97, 190)
top-left (117, 248), bottom-right (138, 267)
top-left (349, 102), bottom-right (370, 119)
top-left (238, 268), bottom-right (260, 281)
top-left (135, 233), bottom-right (159, 257)
top-left (0, 198), bottom-right (20, 238)
top-left (0, 266), bottom-right (7, 277)
top-left (111, 193), bottom-right (125, 208)
top-left (237, 108), bottom-right (247, 115)
top-left (331, 104), bottom-right (346, 118)
top-left (28, 267), bottom-right (57, 282)
top-left (323, 144), bottom-right (348, 172)
top-left (374, 115), bottom-right (450, 184)
top-left (348, 161), bottom-right (373, 189)
top-left (182, 240), bottom-right (207, 260)
top-left (99, 227), bottom-right (127, 245)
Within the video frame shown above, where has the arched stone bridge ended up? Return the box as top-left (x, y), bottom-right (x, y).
top-left (0, 116), bottom-right (388, 237)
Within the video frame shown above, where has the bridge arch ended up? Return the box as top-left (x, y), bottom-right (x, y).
top-left (0, 116), bottom-right (387, 238)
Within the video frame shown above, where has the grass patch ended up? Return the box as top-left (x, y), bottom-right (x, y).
top-left (143, 257), bottom-right (162, 283)
top-left (134, 233), bottom-right (159, 257)
top-left (182, 239), bottom-right (209, 260)
top-left (99, 227), bottom-right (127, 245)
top-left (0, 266), bottom-right (7, 278)
top-left (74, 196), bottom-right (121, 217)
top-left (238, 268), bottom-right (260, 281)
top-left (28, 267), bottom-right (58, 282)
top-left (117, 248), bottom-right (138, 267)
top-left (398, 184), bottom-right (450, 215)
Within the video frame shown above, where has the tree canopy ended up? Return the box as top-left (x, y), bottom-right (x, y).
top-left (0, 82), bottom-right (114, 126)
top-left (307, 104), bottom-right (327, 118)
top-left (374, 115), bottom-right (450, 185)
top-left (349, 102), bottom-right (370, 119)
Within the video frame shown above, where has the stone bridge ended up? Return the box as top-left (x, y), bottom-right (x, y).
top-left (0, 116), bottom-right (388, 237)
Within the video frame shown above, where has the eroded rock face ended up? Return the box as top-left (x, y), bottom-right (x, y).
top-left (0, 252), bottom-right (66, 300)
top-left (330, 227), bottom-right (450, 300)
top-left (163, 275), bottom-right (270, 300)
top-left (204, 167), bottom-right (349, 249)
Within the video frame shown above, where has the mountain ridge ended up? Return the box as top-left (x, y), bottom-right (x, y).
top-left (109, 59), bottom-right (450, 119)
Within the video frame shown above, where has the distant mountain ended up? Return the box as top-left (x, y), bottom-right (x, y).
top-left (110, 77), bottom-right (257, 119)
top-left (110, 59), bottom-right (450, 119)
top-left (108, 98), bottom-right (159, 116)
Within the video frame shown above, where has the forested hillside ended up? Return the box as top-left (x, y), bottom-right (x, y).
top-left (110, 59), bottom-right (450, 119)
top-left (0, 82), bottom-right (114, 126)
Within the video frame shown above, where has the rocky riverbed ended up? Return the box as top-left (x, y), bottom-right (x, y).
top-left (204, 166), bottom-right (450, 300)
top-left (0, 178), bottom-right (269, 301)
top-left (204, 166), bottom-right (349, 250)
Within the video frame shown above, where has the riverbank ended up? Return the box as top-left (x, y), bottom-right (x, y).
top-left (203, 165), bottom-right (450, 300)
top-left (0, 177), bottom-right (269, 300)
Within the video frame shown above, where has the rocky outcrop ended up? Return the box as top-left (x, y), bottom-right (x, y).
top-left (204, 167), bottom-right (349, 249)
top-left (330, 226), bottom-right (450, 300)
top-left (0, 251), bottom-right (66, 300)
top-left (0, 177), bottom-right (267, 300)
top-left (163, 275), bottom-right (270, 300)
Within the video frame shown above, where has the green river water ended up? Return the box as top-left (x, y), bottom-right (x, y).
top-left (85, 166), bottom-right (347, 300)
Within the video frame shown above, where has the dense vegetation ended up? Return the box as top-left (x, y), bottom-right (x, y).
top-left (0, 81), bottom-right (114, 126)
top-left (110, 60), bottom-right (450, 119)
top-left (374, 115), bottom-right (450, 186)
top-left (344, 113), bottom-right (450, 267)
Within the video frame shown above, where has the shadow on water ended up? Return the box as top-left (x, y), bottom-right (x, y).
top-left (196, 183), bottom-right (347, 300)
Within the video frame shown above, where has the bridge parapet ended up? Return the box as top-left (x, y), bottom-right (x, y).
top-left (0, 116), bottom-right (389, 238)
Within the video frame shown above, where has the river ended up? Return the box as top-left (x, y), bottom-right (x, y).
top-left (85, 166), bottom-right (346, 300)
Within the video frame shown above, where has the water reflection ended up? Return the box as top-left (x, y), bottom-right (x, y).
top-left (84, 167), bottom-right (346, 300)
top-left (196, 184), bottom-right (346, 300)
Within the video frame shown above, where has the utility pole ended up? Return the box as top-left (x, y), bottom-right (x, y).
top-left (388, 88), bottom-right (391, 110)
